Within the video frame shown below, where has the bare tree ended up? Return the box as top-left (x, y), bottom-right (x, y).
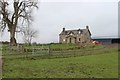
top-left (0, 0), bottom-right (38, 46)
top-left (21, 27), bottom-right (38, 45)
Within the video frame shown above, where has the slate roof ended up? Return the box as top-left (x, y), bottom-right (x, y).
top-left (60, 28), bottom-right (91, 35)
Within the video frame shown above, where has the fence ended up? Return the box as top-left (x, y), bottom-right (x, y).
top-left (2, 45), bottom-right (51, 57)
top-left (2, 44), bottom-right (106, 58)
top-left (32, 46), bottom-right (50, 55)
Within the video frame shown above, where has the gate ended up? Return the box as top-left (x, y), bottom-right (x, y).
top-left (32, 46), bottom-right (50, 55)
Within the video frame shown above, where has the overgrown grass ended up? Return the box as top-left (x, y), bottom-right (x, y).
top-left (2, 44), bottom-right (118, 78)
top-left (2, 43), bottom-right (104, 55)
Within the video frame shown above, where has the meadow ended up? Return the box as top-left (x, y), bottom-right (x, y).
top-left (1, 43), bottom-right (118, 78)
top-left (2, 43), bottom-right (103, 55)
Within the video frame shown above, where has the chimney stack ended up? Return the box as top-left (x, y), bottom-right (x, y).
top-left (63, 28), bottom-right (65, 32)
top-left (86, 26), bottom-right (89, 29)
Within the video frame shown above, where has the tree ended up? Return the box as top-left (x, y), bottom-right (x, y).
top-left (0, 0), bottom-right (38, 46)
top-left (21, 27), bottom-right (38, 45)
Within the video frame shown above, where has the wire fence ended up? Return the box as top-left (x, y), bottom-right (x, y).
top-left (2, 45), bottom-right (50, 57)
top-left (1, 44), bottom-right (107, 57)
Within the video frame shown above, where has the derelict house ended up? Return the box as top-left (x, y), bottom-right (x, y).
top-left (59, 26), bottom-right (92, 45)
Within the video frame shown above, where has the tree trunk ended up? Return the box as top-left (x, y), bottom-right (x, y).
top-left (10, 37), bottom-right (17, 46)
top-left (10, 28), bottom-right (17, 46)
top-left (29, 37), bottom-right (32, 46)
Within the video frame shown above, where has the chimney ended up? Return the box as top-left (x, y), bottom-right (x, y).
top-left (63, 28), bottom-right (65, 32)
top-left (86, 26), bottom-right (89, 29)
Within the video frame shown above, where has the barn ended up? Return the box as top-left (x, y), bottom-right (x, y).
top-left (92, 38), bottom-right (120, 45)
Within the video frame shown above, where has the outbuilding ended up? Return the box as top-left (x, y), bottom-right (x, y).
top-left (92, 38), bottom-right (120, 45)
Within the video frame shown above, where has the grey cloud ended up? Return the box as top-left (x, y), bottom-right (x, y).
top-left (1, 2), bottom-right (118, 43)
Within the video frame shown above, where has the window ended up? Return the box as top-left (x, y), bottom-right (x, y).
top-left (63, 39), bottom-right (65, 42)
top-left (70, 38), bottom-right (72, 43)
top-left (79, 38), bottom-right (81, 41)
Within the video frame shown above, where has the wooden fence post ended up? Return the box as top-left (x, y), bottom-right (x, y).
top-left (32, 47), bottom-right (34, 55)
top-left (49, 45), bottom-right (50, 54)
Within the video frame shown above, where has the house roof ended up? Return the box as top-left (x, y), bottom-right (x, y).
top-left (60, 28), bottom-right (91, 35)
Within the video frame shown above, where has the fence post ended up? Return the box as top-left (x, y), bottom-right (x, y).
top-left (48, 45), bottom-right (50, 54)
top-left (17, 44), bottom-right (20, 53)
top-left (32, 47), bottom-right (34, 55)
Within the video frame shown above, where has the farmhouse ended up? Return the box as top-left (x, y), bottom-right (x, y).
top-left (59, 26), bottom-right (92, 44)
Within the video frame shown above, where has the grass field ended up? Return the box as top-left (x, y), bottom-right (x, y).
top-left (1, 43), bottom-right (103, 55)
top-left (2, 44), bottom-right (118, 78)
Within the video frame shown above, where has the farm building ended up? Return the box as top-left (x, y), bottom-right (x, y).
top-left (92, 38), bottom-right (120, 45)
top-left (59, 26), bottom-right (92, 44)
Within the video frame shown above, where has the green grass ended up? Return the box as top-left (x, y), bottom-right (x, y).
top-left (2, 43), bottom-right (104, 55)
top-left (2, 45), bottom-right (118, 78)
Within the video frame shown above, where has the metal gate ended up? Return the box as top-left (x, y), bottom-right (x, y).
top-left (32, 46), bottom-right (50, 55)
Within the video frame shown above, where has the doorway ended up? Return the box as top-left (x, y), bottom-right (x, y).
top-left (69, 38), bottom-right (72, 43)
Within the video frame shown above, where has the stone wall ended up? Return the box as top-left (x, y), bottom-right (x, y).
top-left (59, 28), bottom-right (91, 44)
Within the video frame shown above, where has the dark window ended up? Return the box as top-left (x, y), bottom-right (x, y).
top-left (75, 37), bottom-right (76, 43)
top-left (79, 38), bottom-right (81, 41)
top-left (70, 38), bottom-right (72, 43)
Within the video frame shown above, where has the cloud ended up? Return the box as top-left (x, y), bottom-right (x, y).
top-left (31, 2), bottom-right (118, 43)
top-left (40, 0), bottom-right (119, 2)
top-left (1, 1), bottom-right (118, 43)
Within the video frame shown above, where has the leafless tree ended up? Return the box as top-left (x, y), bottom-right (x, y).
top-left (0, 0), bottom-right (38, 46)
top-left (21, 27), bottom-right (38, 45)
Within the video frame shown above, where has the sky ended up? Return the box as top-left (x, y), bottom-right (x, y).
top-left (0, 0), bottom-right (119, 43)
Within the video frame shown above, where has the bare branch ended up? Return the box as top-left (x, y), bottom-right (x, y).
top-left (0, 0), bottom-right (38, 45)
top-left (21, 27), bottom-right (38, 45)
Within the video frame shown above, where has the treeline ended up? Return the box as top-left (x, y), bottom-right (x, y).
top-left (0, 41), bottom-right (9, 44)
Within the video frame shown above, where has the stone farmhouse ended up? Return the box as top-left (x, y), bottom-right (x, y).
top-left (59, 26), bottom-right (92, 44)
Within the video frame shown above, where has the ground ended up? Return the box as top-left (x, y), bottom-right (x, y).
top-left (1, 43), bottom-right (118, 78)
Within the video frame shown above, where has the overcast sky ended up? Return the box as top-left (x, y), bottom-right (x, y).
top-left (1, 0), bottom-right (119, 43)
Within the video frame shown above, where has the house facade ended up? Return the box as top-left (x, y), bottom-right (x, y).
top-left (59, 26), bottom-right (92, 44)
